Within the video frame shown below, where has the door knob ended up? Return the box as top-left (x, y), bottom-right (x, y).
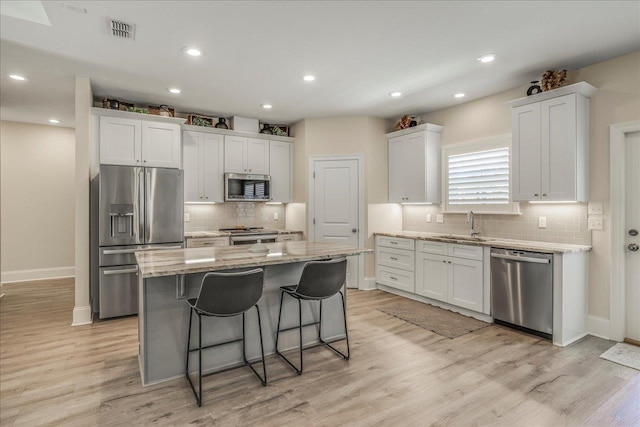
top-left (629, 229), bottom-right (638, 236)
top-left (352, 228), bottom-right (357, 233)
top-left (629, 243), bottom-right (639, 252)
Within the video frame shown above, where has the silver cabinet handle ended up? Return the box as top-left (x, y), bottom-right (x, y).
top-left (103, 266), bottom-right (138, 275)
top-left (534, 193), bottom-right (539, 197)
top-left (390, 256), bottom-right (398, 261)
top-left (390, 241), bottom-right (398, 245)
top-left (389, 276), bottom-right (398, 280)
top-left (490, 253), bottom-right (551, 264)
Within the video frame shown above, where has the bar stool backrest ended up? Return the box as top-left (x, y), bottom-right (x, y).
top-left (294, 258), bottom-right (347, 299)
top-left (195, 268), bottom-right (264, 316)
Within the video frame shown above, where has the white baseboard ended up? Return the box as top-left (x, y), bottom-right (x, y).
top-left (359, 277), bottom-right (378, 291)
top-left (72, 305), bottom-right (93, 326)
top-left (1, 266), bottom-right (75, 284)
top-left (587, 315), bottom-right (610, 340)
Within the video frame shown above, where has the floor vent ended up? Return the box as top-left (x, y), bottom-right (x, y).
top-left (107, 18), bottom-right (135, 40)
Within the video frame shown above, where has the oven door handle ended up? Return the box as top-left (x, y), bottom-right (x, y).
top-left (230, 235), bottom-right (278, 243)
top-left (103, 266), bottom-right (139, 275)
top-left (490, 253), bottom-right (550, 264)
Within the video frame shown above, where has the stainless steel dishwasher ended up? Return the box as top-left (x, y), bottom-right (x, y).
top-left (490, 248), bottom-right (553, 338)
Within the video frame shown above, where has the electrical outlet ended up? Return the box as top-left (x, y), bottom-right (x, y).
top-left (588, 202), bottom-right (603, 215)
top-left (588, 218), bottom-right (603, 230)
top-left (539, 216), bottom-right (547, 228)
top-left (436, 214), bottom-right (444, 223)
top-left (184, 213), bottom-right (190, 222)
top-left (273, 212), bottom-right (279, 221)
top-left (426, 214), bottom-right (432, 223)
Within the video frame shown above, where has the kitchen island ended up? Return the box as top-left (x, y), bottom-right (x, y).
top-left (135, 241), bottom-right (372, 386)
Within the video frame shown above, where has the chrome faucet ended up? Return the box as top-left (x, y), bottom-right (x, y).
top-left (467, 211), bottom-right (480, 238)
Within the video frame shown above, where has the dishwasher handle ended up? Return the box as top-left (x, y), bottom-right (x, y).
top-left (490, 253), bottom-right (551, 264)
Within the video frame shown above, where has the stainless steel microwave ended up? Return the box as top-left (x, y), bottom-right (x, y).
top-left (224, 173), bottom-right (271, 202)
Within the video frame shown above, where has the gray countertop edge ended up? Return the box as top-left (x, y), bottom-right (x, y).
top-left (374, 232), bottom-right (592, 254)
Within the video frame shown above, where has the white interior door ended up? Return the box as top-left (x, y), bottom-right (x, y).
top-left (312, 158), bottom-right (359, 288)
top-left (625, 131), bottom-right (640, 342)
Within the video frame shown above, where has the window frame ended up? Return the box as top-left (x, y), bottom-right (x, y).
top-left (442, 134), bottom-right (520, 214)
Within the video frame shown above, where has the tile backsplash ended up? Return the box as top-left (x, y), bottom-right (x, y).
top-left (184, 203), bottom-right (286, 232)
top-left (403, 203), bottom-right (591, 246)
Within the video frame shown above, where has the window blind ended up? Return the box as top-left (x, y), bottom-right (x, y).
top-left (448, 147), bottom-right (510, 205)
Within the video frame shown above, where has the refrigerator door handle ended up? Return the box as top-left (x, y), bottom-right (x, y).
top-left (139, 170), bottom-right (145, 243)
top-left (145, 171), bottom-right (151, 243)
top-left (103, 266), bottom-right (139, 275)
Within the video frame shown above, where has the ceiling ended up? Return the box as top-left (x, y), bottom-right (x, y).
top-left (1, 1), bottom-right (639, 128)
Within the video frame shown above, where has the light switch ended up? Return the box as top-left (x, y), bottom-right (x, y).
top-left (588, 202), bottom-right (603, 215)
top-left (539, 217), bottom-right (547, 228)
top-left (436, 214), bottom-right (444, 223)
top-left (588, 218), bottom-right (603, 230)
top-left (184, 213), bottom-right (190, 222)
top-left (426, 214), bottom-right (432, 223)
top-left (273, 212), bottom-right (279, 221)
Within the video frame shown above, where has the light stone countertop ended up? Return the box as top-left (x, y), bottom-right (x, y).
top-left (375, 231), bottom-right (592, 254)
top-left (135, 241), bottom-right (373, 278)
top-left (184, 230), bottom-right (303, 239)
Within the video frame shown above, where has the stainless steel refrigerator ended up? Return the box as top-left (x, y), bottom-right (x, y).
top-left (91, 165), bottom-right (183, 319)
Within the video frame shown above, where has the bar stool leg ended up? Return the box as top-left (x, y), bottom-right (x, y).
top-left (275, 292), bottom-right (303, 375)
top-left (340, 291), bottom-right (351, 360)
top-left (318, 299), bottom-right (323, 342)
top-left (255, 305), bottom-right (267, 386)
top-left (242, 312), bottom-right (247, 364)
top-left (197, 313), bottom-right (202, 407)
top-left (185, 307), bottom-right (193, 377)
top-left (297, 298), bottom-right (303, 374)
top-left (274, 291), bottom-right (285, 353)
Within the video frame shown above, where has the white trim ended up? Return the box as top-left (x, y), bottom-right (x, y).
top-left (72, 305), bottom-right (93, 326)
top-left (587, 315), bottom-right (610, 340)
top-left (504, 82), bottom-right (597, 108)
top-left (308, 154), bottom-right (365, 290)
top-left (360, 277), bottom-right (378, 291)
top-left (1, 266), bottom-right (75, 284)
top-left (610, 120), bottom-right (640, 342)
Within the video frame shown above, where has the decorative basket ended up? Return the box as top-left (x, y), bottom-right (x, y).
top-left (187, 114), bottom-right (215, 127)
top-left (102, 98), bottom-right (134, 111)
top-left (148, 105), bottom-right (175, 117)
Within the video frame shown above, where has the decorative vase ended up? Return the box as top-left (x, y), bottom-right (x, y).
top-left (259, 124), bottom-right (273, 134)
top-left (215, 118), bottom-right (228, 129)
top-left (527, 81), bottom-right (542, 96)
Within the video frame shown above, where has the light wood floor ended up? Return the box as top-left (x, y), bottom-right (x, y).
top-left (1, 279), bottom-right (638, 426)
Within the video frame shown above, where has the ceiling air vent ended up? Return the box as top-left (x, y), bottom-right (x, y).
top-left (107, 18), bottom-right (135, 40)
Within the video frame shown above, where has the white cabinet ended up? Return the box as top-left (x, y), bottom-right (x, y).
top-left (100, 116), bottom-right (181, 168)
top-left (182, 131), bottom-right (224, 203)
top-left (509, 82), bottom-right (595, 202)
top-left (269, 141), bottom-right (293, 203)
top-left (415, 241), bottom-right (484, 312)
top-left (375, 236), bottom-right (415, 293)
top-left (224, 136), bottom-right (269, 174)
top-left (386, 124), bottom-right (442, 204)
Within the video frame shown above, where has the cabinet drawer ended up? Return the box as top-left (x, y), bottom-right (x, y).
top-left (375, 265), bottom-right (415, 293)
top-left (377, 236), bottom-right (415, 250)
top-left (448, 244), bottom-right (483, 261)
top-left (417, 240), bottom-right (448, 255)
top-left (377, 246), bottom-right (415, 271)
top-left (186, 237), bottom-right (229, 248)
top-left (276, 234), bottom-right (298, 242)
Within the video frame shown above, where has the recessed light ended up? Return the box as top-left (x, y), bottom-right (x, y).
top-left (49, 119), bottom-right (60, 124)
top-left (477, 54), bottom-right (496, 63)
top-left (168, 88), bottom-right (181, 94)
top-left (303, 75), bottom-right (315, 82)
top-left (262, 104), bottom-right (273, 109)
top-left (9, 74), bottom-right (27, 81)
top-left (454, 92), bottom-right (465, 98)
top-left (183, 47), bottom-right (202, 57)
top-left (389, 91), bottom-right (402, 97)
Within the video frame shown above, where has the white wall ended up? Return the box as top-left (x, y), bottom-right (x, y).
top-left (0, 121), bottom-right (75, 283)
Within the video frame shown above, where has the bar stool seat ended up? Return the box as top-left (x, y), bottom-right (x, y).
top-left (275, 258), bottom-right (350, 375)
top-left (185, 268), bottom-right (267, 407)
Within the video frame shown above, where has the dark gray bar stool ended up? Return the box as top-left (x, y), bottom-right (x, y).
top-left (185, 268), bottom-right (266, 407)
top-left (275, 257), bottom-right (350, 375)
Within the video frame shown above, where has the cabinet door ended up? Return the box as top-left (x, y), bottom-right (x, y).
top-left (403, 131), bottom-right (427, 203)
top-left (247, 138), bottom-right (270, 174)
top-left (203, 133), bottom-right (224, 202)
top-left (448, 257), bottom-right (483, 312)
top-left (269, 141), bottom-right (292, 202)
top-left (388, 136), bottom-right (405, 203)
top-left (512, 103), bottom-right (542, 201)
top-left (415, 253), bottom-right (448, 302)
top-left (541, 94), bottom-right (577, 201)
top-left (141, 122), bottom-right (181, 168)
top-left (100, 116), bottom-right (141, 166)
top-left (182, 131), bottom-right (203, 203)
top-left (224, 136), bottom-right (247, 173)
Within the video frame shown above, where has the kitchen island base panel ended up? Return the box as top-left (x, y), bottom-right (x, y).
top-left (139, 261), bottom-right (350, 386)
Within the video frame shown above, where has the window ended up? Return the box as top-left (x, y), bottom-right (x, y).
top-left (442, 135), bottom-right (519, 214)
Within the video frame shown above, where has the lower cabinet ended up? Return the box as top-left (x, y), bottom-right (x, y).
top-left (415, 253), bottom-right (449, 302)
top-left (447, 257), bottom-right (483, 312)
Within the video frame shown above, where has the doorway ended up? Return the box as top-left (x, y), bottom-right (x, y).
top-left (610, 121), bottom-right (640, 343)
top-left (308, 155), bottom-right (364, 289)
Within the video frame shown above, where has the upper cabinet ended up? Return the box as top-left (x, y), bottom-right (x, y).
top-left (182, 130), bottom-right (224, 203)
top-left (224, 136), bottom-right (269, 174)
top-left (269, 140), bottom-right (293, 203)
top-left (386, 124), bottom-right (443, 204)
top-left (507, 82), bottom-right (596, 202)
top-left (98, 111), bottom-right (183, 168)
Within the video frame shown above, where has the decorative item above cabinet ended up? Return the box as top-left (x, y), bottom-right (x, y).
top-left (506, 82), bottom-right (596, 202)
